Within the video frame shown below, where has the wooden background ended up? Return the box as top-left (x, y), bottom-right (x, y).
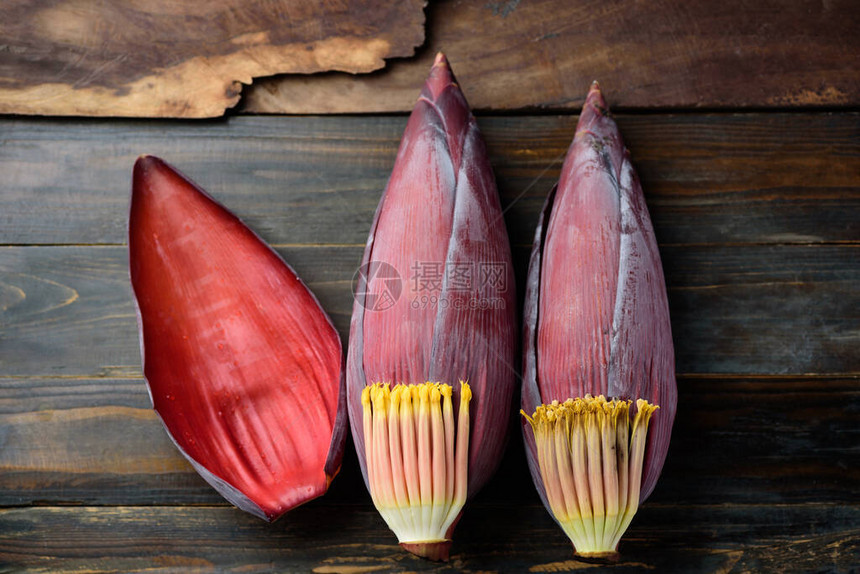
top-left (1, 0), bottom-right (858, 572)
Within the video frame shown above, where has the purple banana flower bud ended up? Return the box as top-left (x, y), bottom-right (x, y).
top-left (347, 53), bottom-right (517, 561)
top-left (521, 83), bottom-right (677, 561)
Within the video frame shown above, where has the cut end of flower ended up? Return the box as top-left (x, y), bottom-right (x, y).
top-left (362, 381), bottom-right (471, 559)
top-left (574, 550), bottom-right (620, 563)
top-left (522, 395), bottom-right (658, 559)
top-left (400, 540), bottom-right (453, 562)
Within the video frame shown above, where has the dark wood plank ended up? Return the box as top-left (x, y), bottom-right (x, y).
top-left (1, 244), bottom-right (858, 377)
top-left (658, 377), bottom-right (860, 507)
top-left (664, 245), bottom-right (860, 374)
top-left (2, 114), bottom-right (858, 247)
top-left (0, 0), bottom-right (426, 118)
top-left (0, 504), bottom-right (857, 572)
top-left (1, 376), bottom-right (856, 507)
top-left (244, 0), bottom-right (860, 113)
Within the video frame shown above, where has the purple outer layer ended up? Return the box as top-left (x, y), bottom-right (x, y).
top-left (521, 85), bottom-right (677, 508)
top-left (346, 54), bottom-right (518, 501)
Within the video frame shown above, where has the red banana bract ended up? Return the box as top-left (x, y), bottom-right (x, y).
top-left (129, 156), bottom-right (346, 522)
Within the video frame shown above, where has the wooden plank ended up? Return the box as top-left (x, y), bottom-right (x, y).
top-left (2, 114), bottom-right (858, 247)
top-left (0, 375), bottom-right (856, 508)
top-left (664, 245), bottom-right (860, 374)
top-left (2, 369), bottom-right (858, 507)
top-left (0, 504), bottom-right (857, 572)
top-left (1, 244), bottom-right (858, 377)
top-left (243, 0), bottom-right (860, 113)
top-left (0, 0), bottom-right (426, 118)
top-left (662, 377), bottom-right (860, 506)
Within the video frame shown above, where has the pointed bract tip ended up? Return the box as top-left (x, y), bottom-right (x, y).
top-left (134, 154), bottom-right (153, 178)
top-left (584, 81), bottom-right (609, 116)
top-left (133, 155), bottom-right (175, 189)
top-left (424, 52), bottom-right (457, 101)
top-left (131, 155), bottom-right (194, 207)
top-left (134, 154), bottom-right (163, 171)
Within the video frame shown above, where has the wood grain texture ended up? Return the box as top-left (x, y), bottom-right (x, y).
top-left (1, 113), bottom-right (858, 247)
top-left (243, 0), bottom-right (860, 113)
top-left (0, 0), bottom-right (426, 118)
top-left (1, 245), bottom-right (858, 378)
top-left (0, 376), bottom-right (856, 508)
top-left (1, 504), bottom-right (857, 572)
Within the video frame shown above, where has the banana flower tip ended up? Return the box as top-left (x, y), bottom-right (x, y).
top-left (424, 52), bottom-right (458, 100)
top-left (585, 81), bottom-right (609, 116)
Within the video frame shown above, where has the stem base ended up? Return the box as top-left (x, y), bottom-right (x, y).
top-left (574, 550), bottom-right (621, 564)
top-left (400, 540), bottom-right (452, 561)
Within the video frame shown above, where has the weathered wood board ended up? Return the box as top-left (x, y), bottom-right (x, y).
top-left (1, 504), bottom-right (858, 572)
top-left (2, 114), bottom-right (857, 247)
top-left (1, 244), bottom-right (858, 377)
top-left (2, 113), bottom-right (857, 384)
top-left (0, 376), bottom-right (856, 508)
top-left (244, 0), bottom-right (860, 113)
top-left (0, 0), bottom-right (426, 117)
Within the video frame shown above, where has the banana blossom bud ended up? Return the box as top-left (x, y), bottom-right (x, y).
top-left (347, 54), bottom-right (517, 561)
top-left (521, 84), bottom-right (677, 560)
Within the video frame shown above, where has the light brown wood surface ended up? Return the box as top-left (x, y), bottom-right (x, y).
top-left (0, 0), bottom-right (426, 117)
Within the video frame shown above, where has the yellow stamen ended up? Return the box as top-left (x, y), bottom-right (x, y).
top-left (361, 387), bottom-right (375, 506)
top-left (363, 381), bottom-right (472, 546)
top-left (441, 385), bottom-right (455, 506)
top-left (522, 395), bottom-right (659, 559)
top-left (387, 386), bottom-right (412, 532)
